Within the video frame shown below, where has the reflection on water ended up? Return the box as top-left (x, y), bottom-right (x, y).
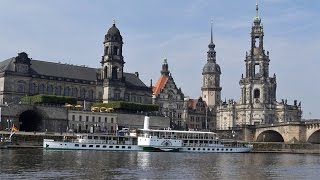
top-left (0, 149), bottom-right (319, 180)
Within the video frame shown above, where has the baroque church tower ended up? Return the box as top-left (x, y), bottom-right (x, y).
top-left (201, 22), bottom-right (222, 108)
top-left (101, 22), bottom-right (152, 103)
top-left (101, 21), bottom-right (125, 81)
top-left (239, 4), bottom-right (276, 110)
top-left (101, 21), bottom-right (126, 102)
top-left (217, 3), bottom-right (301, 130)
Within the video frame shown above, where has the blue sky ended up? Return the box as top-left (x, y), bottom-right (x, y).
top-left (0, 0), bottom-right (319, 119)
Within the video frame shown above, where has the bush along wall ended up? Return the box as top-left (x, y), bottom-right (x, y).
top-left (93, 101), bottom-right (159, 112)
top-left (22, 95), bottom-right (77, 105)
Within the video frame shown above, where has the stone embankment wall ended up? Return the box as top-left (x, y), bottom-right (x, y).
top-left (252, 142), bottom-right (320, 154)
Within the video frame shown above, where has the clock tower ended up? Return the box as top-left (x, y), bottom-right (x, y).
top-left (201, 22), bottom-right (222, 108)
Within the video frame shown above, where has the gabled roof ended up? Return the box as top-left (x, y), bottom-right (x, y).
top-left (153, 75), bottom-right (169, 96)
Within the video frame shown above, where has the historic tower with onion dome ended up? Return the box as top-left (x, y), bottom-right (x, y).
top-left (201, 22), bottom-right (222, 109)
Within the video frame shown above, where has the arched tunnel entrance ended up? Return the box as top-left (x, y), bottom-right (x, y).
top-left (256, 130), bottom-right (284, 142)
top-left (19, 110), bottom-right (43, 132)
top-left (308, 130), bottom-right (320, 144)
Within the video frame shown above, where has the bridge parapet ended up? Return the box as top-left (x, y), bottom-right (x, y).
top-left (255, 121), bottom-right (303, 129)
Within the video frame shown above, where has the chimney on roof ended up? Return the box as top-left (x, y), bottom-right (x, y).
top-left (135, 72), bottom-right (139, 77)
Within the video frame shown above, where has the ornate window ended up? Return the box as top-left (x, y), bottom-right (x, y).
top-left (113, 46), bottom-right (118, 55)
top-left (131, 96), bottom-right (136, 102)
top-left (80, 88), bottom-right (86, 99)
top-left (104, 46), bottom-right (109, 54)
top-left (104, 66), bottom-right (108, 78)
top-left (254, 89), bottom-right (260, 98)
top-left (124, 94), bottom-right (129, 102)
top-left (30, 83), bottom-right (37, 94)
top-left (55, 86), bottom-right (62, 95)
top-left (47, 85), bottom-right (54, 95)
top-left (72, 87), bottom-right (78, 97)
top-left (17, 81), bottom-right (26, 93)
top-left (39, 84), bottom-right (45, 94)
top-left (88, 90), bottom-right (94, 100)
top-left (112, 66), bottom-right (118, 79)
top-left (64, 87), bottom-right (71, 96)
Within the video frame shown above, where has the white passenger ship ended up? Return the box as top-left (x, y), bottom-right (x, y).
top-left (43, 117), bottom-right (252, 153)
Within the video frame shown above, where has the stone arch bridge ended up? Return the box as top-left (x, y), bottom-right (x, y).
top-left (253, 121), bottom-right (320, 143)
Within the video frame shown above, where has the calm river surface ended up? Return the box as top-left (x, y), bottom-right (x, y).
top-left (0, 149), bottom-right (319, 180)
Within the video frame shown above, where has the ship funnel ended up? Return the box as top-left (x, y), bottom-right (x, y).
top-left (143, 116), bottom-right (150, 130)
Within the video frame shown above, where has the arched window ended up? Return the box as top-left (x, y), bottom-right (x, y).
top-left (104, 46), bottom-right (109, 54)
top-left (132, 96), bottom-right (136, 102)
top-left (255, 37), bottom-right (259, 48)
top-left (88, 90), bottom-right (94, 100)
top-left (30, 83), bottom-right (37, 94)
top-left (104, 66), bottom-right (108, 78)
top-left (254, 89), bottom-right (260, 98)
top-left (112, 66), bottom-right (118, 79)
top-left (72, 87), bottom-right (78, 97)
top-left (17, 81), bottom-right (26, 93)
top-left (47, 85), bottom-right (54, 95)
top-left (64, 87), bottom-right (71, 97)
top-left (113, 46), bottom-right (118, 55)
top-left (39, 84), bottom-right (45, 94)
top-left (55, 86), bottom-right (62, 95)
top-left (80, 88), bottom-right (86, 99)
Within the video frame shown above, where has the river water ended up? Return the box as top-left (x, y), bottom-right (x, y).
top-left (0, 149), bottom-right (319, 180)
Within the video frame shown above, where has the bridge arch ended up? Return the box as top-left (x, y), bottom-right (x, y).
top-left (256, 130), bottom-right (284, 142)
top-left (307, 130), bottom-right (320, 144)
top-left (18, 110), bottom-right (43, 132)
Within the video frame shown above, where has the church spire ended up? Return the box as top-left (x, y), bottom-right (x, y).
top-left (253, 1), bottom-right (261, 24)
top-left (256, 2), bottom-right (259, 18)
top-left (210, 19), bottom-right (213, 44)
top-left (207, 20), bottom-right (216, 62)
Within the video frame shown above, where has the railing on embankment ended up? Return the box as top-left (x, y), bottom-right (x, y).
top-left (252, 142), bottom-right (320, 154)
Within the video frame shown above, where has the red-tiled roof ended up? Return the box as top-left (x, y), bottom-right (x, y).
top-left (188, 98), bottom-right (207, 110)
top-left (153, 75), bottom-right (169, 96)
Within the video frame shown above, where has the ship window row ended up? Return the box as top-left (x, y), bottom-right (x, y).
top-left (74, 144), bottom-right (131, 149)
top-left (142, 131), bottom-right (216, 140)
top-left (187, 148), bottom-right (232, 151)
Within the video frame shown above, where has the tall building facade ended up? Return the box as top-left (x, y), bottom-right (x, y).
top-left (0, 23), bottom-right (152, 106)
top-left (216, 4), bottom-right (302, 130)
top-left (152, 59), bottom-right (215, 130)
top-left (152, 59), bottom-right (185, 129)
